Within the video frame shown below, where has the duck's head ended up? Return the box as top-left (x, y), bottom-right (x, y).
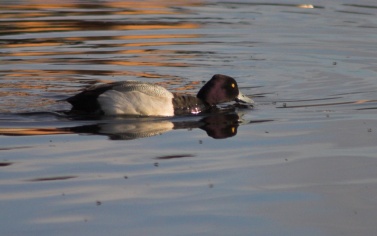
top-left (196, 74), bottom-right (254, 106)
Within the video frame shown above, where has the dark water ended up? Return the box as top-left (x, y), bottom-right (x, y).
top-left (1, 1), bottom-right (377, 235)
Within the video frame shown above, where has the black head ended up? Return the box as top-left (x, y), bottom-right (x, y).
top-left (197, 74), bottom-right (240, 105)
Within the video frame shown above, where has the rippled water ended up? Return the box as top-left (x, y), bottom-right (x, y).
top-left (1, 1), bottom-right (377, 235)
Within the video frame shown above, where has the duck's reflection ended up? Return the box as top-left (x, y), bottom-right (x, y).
top-left (196, 113), bottom-right (240, 139)
top-left (68, 119), bottom-right (174, 140)
top-left (0, 111), bottom-right (272, 140)
top-left (67, 112), bottom-right (241, 140)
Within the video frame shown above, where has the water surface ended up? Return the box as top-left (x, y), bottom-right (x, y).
top-left (1, 1), bottom-right (377, 235)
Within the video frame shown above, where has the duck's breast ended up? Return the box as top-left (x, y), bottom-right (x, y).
top-left (172, 94), bottom-right (208, 115)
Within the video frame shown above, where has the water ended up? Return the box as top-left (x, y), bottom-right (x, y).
top-left (1, 1), bottom-right (377, 235)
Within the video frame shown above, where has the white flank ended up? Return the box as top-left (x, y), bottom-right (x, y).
top-left (98, 90), bottom-right (174, 116)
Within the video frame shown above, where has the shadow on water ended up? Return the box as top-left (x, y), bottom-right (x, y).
top-left (0, 109), bottom-right (272, 140)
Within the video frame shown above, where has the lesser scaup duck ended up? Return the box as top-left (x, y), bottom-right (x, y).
top-left (66, 74), bottom-right (254, 116)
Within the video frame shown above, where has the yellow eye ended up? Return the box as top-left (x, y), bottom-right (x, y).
top-left (231, 83), bottom-right (235, 88)
top-left (231, 127), bottom-right (235, 133)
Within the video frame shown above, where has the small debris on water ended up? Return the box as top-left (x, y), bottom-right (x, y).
top-left (154, 162), bottom-right (159, 167)
top-left (96, 201), bottom-right (102, 206)
top-left (0, 162), bottom-right (12, 167)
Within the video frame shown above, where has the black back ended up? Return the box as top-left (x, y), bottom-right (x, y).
top-left (66, 84), bottom-right (113, 113)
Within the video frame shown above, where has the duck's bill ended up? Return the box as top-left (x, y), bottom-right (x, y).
top-left (236, 92), bottom-right (254, 104)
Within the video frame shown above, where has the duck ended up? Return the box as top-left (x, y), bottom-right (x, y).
top-left (66, 74), bottom-right (254, 116)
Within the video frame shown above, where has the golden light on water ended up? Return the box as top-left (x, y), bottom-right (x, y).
top-left (297, 4), bottom-right (314, 9)
top-left (0, 128), bottom-right (71, 136)
top-left (0, 0), bottom-right (204, 112)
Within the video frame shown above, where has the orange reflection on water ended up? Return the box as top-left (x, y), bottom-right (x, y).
top-left (1, 0), bottom-right (204, 112)
top-left (68, 33), bottom-right (200, 41)
top-left (1, 0), bottom-right (203, 17)
top-left (4, 21), bottom-right (79, 33)
top-left (4, 21), bottom-right (198, 34)
top-left (102, 60), bottom-right (192, 68)
top-left (1, 0), bottom-right (202, 66)
top-left (1, 0), bottom-right (201, 34)
top-left (104, 0), bottom-right (202, 10)
top-left (2, 70), bottom-right (174, 80)
top-left (4, 42), bottom-right (62, 49)
top-left (110, 23), bottom-right (199, 31)
top-left (0, 128), bottom-right (70, 136)
top-left (3, 33), bottom-right (199, 49)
